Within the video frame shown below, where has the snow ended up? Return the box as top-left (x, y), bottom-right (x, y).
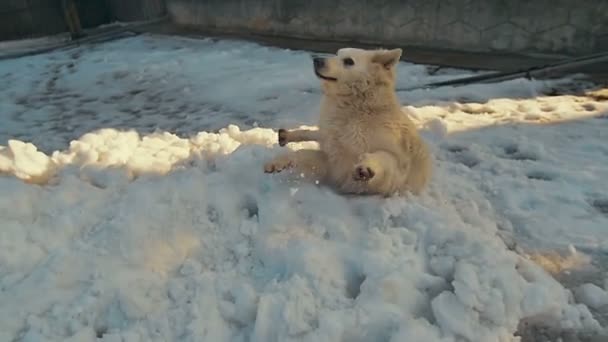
top-left (575, 284), bottom-right (608, 310)
top-left (1, 33), bottom-right (608, 341)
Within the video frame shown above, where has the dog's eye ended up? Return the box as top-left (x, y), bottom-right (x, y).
top-left (343, 58), bottom-right (355, 67)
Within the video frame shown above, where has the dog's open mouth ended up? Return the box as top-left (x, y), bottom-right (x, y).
top-left (314, 69), bottom-right (337, 82)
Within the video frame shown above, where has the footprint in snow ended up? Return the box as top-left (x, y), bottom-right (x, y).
top-left (589, 198), bottom-right (608, 215)
top-left (240, 194), bottom-right (259, 219)
top-left (502, 144), bottom-right (539, 161)
top-left (441, 144), bottom-right (480, 168)
top-left (526, 170), bottom-right (556, 181)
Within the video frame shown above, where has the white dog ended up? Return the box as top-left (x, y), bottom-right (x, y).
top-left (264, 48), bottom-right (432, 197)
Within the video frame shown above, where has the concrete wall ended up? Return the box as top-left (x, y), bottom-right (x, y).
top-left (0, 0), bottom-right (67, 40)
top-left (105, 0), bottom-right (166, 23)
top-left (167, 0), bottom-right (608, 56)
top-left (0, 0), bottom-right (166, 41)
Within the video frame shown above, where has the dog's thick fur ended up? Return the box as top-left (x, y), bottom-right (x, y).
top-left (264, 48), bottom-right (432, 196)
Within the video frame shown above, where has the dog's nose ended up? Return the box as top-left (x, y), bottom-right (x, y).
top-left (313, 57), bottom-right (325, 69)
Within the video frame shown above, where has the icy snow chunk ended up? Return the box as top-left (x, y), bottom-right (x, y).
top-left (432, 291), bottom-right (511, 342)
top-left (1, 140), bottom-right (55, 183)
top-left (390, 318), bottom-right (452, 342)
top-left (218, 282), bottom-right (258, 326)
top-left (179, 259), bottom-right (202, 276)
top-left (574, 283), bottom-right (608, 309)
top-left (253, 276), bottom-right (318, 341)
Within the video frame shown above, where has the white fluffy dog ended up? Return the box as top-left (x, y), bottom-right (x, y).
top-left (264, 48), bottom-right (432, 197)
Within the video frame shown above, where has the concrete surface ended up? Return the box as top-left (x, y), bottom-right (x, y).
top-left (166, 0), bottom-right (608, 56)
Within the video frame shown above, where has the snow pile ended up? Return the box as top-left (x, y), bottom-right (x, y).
top-left (1, 118), bottom-right (607, 341)
top-left (0, 125), bottom-right (292, 184)
top-left (406, 94), bottom-right (606, 136)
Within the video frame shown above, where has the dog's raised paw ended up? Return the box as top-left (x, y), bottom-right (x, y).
top-left (278, 129), bottom-right (288, 146)
top-left (353, 165), bottom-right (375, 181)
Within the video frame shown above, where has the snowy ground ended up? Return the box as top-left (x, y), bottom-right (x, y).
top-left (1, 34), bottom-right (608, 342)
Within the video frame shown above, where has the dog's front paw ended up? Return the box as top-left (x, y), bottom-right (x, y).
top-left (264, 156), bottom-right (293, 173)
top-left (278, 129), bottom-right (288, 146)
top-left (353, 164), bottom-right (375, 181)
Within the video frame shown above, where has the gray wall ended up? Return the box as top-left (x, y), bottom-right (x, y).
top-left (105, 0), bottom-right (166, 23)
top-left (0, 0), bottom-right (166, 41)
top-left (167, 0), bottom-right (608, 56)
top-left (0, 0), bottom-right (67, 40)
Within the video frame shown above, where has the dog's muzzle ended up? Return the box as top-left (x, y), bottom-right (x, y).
top-left (311, 54), bottom-right (337, 81)
top-left (313, 57), bottom-right (325, 69)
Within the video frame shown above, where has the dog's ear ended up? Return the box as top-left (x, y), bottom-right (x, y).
top-left (372, 48), bottom-right (402, 70)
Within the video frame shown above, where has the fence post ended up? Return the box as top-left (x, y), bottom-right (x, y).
top-left (61, 0), bottom-right (85, 39)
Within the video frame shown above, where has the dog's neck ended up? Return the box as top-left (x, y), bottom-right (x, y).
top-left (323, 85), bottom-right (401, 117)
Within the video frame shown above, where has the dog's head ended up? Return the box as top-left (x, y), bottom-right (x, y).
top-left (312, 48), bottom-right (402, 96)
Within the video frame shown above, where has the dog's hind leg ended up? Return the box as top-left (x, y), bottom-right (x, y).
top-left (278, 128), bottom-right (321, 146)
top-left (353, 150), bottom-right (405, 195)
top-left (264, 149), bottom-right (328, 180)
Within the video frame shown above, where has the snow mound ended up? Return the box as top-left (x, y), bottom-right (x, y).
top-left (0, 121), bottom-right (605, 341)
top-left (0, 125), bottom-right (284, 185)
